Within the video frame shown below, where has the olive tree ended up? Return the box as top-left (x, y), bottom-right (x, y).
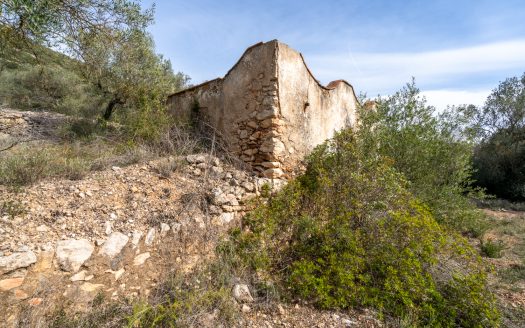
top-left (473, 73), bottom-right (525, 200)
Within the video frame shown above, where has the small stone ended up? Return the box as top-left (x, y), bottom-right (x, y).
top-left (14, 289), bottom-right (29, 300)
top-left (145, 228), bottom-right (156, 246)
top-left (220, 212), bottom-right (235, 224)
top-left (256, 108), bottom-right (278, 121)
top-left (262, 168), bottom-right (284, 178)
top-left (342, 319), bottom-right (357, 326)
top-left (56, 239), bottom-right (94, 272)
top-left (160, 223), bottom-right (170, 237)
top-left (171, 223), bottom-right (181, 233)
top-left (246, 120), bottom-right (258, 129)
top-left (99, 232), bottom-right (129, 258)
top-left (241, 181), bottom-right (255, 192)
top-left (36, 224), bottom-right (49, 232)
top-left (80, 282), bottom-right (105, 293)
top-left (186, 154), bottom-right (207, 164)
top-left (194, 216), bottom-right (206, 229)
top-left (278, 304), bottom-right (285, 315)
top-left (95, 239), bottom-right (105, 246)
top-left (232, 284), bottom-right (253, 303)
top-left (133, 252), bottom-right (150, 266)
top-left (70, 270), bottom-right (89, 282)
top-left (131, 231), bottom-right (142, 248)
top-left (110, 213), bottom-right (117, 220)
top-left (111, 166), bottom-right (121, 171)
top-left (241, 304), bottom-right (251, 313)
top-left (261, 161), bottom-right (281, 168)
top-left (0, 277), bottom-right (24, 291)
top-left (106, 268), bottom-right (125, 281)
top-left (104, 221), bottom-right (112, 235)
top-left (28, 298), bottom-right (43, 306)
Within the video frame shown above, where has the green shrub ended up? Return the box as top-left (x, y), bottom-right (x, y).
top-left (229, 130), bottom-right (499, 326)
top-left (480, 239), bottom-right (505, 258)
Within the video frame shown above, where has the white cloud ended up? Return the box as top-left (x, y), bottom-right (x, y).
top-left (421, 89), bottom-right (490, 110)
top-left (306, 39), bottom-right (525, 95)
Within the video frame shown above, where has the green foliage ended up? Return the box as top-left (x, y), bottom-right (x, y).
top-left (470, 72), bottom-right (525, 200)
top-left (0, 63), bottom-right (103, 116)
top-left (230, 130), bottom-right (499, 326)
top-left (357, 80), bottom-right (486, 233)
top-left (474, 126), bottom-right (525, 200)
top-left (78, 28), bottom-right (188, 121)
top-left (480, 239), bottom-right (505, 258)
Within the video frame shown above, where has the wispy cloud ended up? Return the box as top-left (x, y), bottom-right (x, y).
top-left (306, 39), bottom-right (525, 105)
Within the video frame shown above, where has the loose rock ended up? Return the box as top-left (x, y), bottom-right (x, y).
top-left (0, 277), bottom-right (24, 291)
top-left (56, 239), bottom-right (94, 272)
top-left (133, 252), bottom-right (151, 266)
top-left (99, 232), bottom-right (129, 258)
top-left (0, 251), bottom-right (37, 274)
top-left (232, 284), bottom-right (253, 303)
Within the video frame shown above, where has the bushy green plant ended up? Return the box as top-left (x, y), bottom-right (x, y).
top-left (229, 130), bottom-right (499, 326)
top-left (357, 80), bottom-right (486, 233)
top-left (480, 239), bottom-right (505, 258)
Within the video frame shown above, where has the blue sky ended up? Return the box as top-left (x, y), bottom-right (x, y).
top-left (143, 0), bottom-right (525, 109)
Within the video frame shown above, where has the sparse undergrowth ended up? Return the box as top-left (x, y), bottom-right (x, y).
top-left (0, 116), bottom-right (205, 188)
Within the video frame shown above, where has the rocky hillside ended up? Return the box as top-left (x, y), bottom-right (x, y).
top-left (0, 110), bottom-right (382, 327)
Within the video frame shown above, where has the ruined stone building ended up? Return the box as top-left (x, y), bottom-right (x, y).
top-left (167, 40), bottom-right (359, 178)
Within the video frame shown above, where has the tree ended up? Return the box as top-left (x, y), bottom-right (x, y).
top-left (1, 0), bottom-right (188, 121)
top-left (472, 73), bottom-right (525, 200)
top-left (357, 80), bottom-right (481, 230)
top-left (0, 0), bottom-right (151, 57)
top-left (77, 28), bottom-right (188, 120)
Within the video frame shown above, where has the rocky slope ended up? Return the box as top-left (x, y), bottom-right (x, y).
top-left (0, 153), bottom-right (381, 327)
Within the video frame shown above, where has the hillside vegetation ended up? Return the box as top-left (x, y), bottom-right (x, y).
top-left (2, 1), bottom-right (525, 327)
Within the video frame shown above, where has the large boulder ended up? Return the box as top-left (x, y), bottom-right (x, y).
top-left (56, 239), bottom-right (94, 272)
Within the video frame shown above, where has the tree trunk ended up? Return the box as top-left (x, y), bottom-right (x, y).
top-left (103, 98), bottom-right (121, 120)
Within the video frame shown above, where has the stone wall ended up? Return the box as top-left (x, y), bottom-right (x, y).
top-left (167, 40), bottom-right (359, 178)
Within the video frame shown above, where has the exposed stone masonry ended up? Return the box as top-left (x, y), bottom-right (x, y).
top-left (167, 40), bottom-right (359, 179)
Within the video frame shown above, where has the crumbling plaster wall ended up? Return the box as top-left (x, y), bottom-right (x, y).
top-left (167, 40), bottom-right (358, 178)
top-left (275, 42), bottom-right (358, 174)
